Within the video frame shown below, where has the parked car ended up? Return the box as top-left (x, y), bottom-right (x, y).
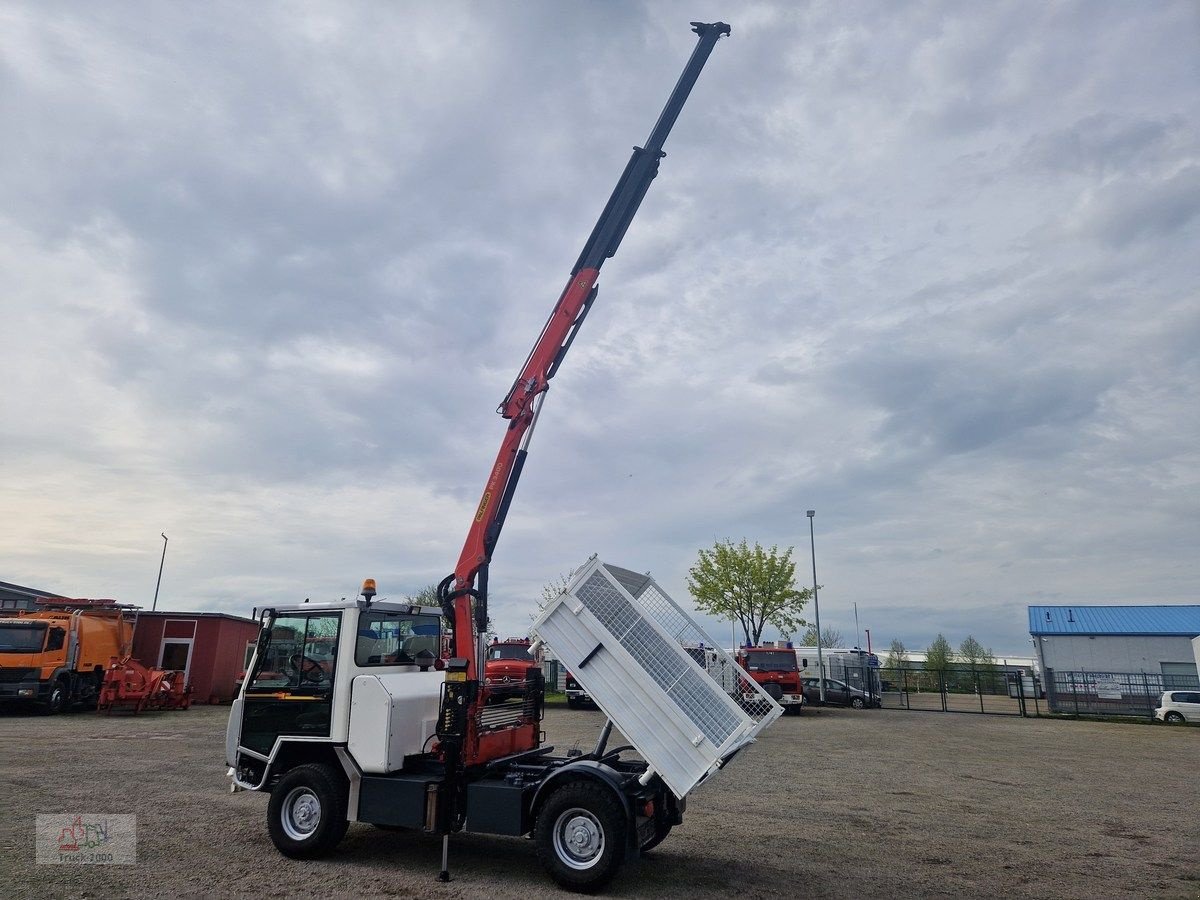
top-left (1154, 690), bottom-right (1200, 724)
top-left (802, 677), bottom-right (879, 709)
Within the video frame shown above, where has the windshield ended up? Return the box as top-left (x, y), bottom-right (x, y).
top-left (488, 644), bottom-right (530, 661)
top-left (744, 650), bottom-right (797, 671)
top-left (0, 624), bottom-right (47, 653)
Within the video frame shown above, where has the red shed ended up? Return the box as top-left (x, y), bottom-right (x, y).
top-left (131, 611), bottom-right (260, 704)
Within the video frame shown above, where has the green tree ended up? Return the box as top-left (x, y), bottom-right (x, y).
top-left (959, 635), bottom-right (998, 691)
top-left (407, 584), bottom-right (439, 606)
top-left (883, 638), bottom-right (909, 671)
top-left (800, 626), bottom-right (843, 648)
top-left (687, 539), bottom-right (809, 645)
top-left (924, 633), bottom-right (953, 685)
top-left (958, 635), bottom-right (988, 668)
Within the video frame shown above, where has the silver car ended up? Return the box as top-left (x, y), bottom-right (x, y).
top-left (801, 677), bottom-right (878, 709)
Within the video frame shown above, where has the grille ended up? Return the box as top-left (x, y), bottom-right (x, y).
top-left (0, 667), bottom-right (37, 683)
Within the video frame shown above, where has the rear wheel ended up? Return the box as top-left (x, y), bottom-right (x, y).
top-left (535, 780), bottom-right (627, 892)
top-left (640, 821), bottom-right (672, 853)
top-left (267, 763), bottom-right (348, 858)
top-left (1164, 711), bottom-right (1185, 724)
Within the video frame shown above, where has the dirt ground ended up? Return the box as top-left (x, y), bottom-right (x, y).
top-left (1, 703), bottom-right (1197, 899)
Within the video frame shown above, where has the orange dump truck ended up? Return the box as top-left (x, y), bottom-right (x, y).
top-left (0, 601), bottom-right (133, 713)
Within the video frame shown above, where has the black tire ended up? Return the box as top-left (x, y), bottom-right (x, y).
top-left (850, 697), bottom-right (865, 710)
top-left (566, 697), bottom-right (580, 710)
top-left (267, 763), bottom-right (349, 859)
top-left (535, 780), bottom-right (628, 893)
top-left (43, 678), bottom-right (69, 715)
top-left (1164, 711), bottom-right (1185, 724)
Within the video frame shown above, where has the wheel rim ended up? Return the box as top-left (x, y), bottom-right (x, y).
top-left (281, 786), bottom-right (322, 841)
top-left (1166, 713), bottom-right (1183, 723)
top-left (552, 807), bottom-right (604, 870)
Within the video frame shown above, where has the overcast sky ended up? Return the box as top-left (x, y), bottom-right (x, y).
top-left (2, 2), bottom-right (1197, 657)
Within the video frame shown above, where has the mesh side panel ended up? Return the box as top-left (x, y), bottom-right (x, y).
top-left (667, 667), bottom-right (742, 746)
top-left (577, 572), bottom-right (641, 638)
top-left (572, 565), bottom-right (776, 744)
top-left (630, 578), bottom-right (779, 725)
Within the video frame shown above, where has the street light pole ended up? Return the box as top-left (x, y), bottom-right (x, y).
top-left (807, 510), bottom-right (824, 704)
top-left (151, 533), bottom-right (168, 612)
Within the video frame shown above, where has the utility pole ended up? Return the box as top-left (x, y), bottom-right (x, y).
top-left (807, 510), bottom-right (824, 704)
top-left (151, 532), bottom-right (168, 612)
top-left (854, 601), bottom-right (862, 650)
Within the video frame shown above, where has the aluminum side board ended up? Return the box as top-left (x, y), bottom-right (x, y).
top-left (532, 557), bottom-right (782, 799)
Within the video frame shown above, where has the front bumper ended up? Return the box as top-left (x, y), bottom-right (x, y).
top-left (0, 681), bottom-right (48, 701)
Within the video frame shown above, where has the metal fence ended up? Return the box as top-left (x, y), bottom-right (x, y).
top-left (1044, 668), bottom-right (1199, 718)
top-left (870, 665), bottom-right (1041, 717)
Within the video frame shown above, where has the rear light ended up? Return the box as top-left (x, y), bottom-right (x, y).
top-left (642, 800), bottom-right (655, 817)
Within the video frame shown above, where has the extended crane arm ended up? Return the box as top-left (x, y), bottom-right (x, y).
top-left (440, 21), bottom-right (730, 681)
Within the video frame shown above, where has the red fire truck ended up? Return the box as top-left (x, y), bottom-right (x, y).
top-left (483, 637), bottom-right (541, 701)
top-left (736, 643), bottom-right (805, 713)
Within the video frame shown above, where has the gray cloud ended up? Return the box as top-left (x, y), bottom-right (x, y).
top-left (2, 1), bottom-right (1197, 655)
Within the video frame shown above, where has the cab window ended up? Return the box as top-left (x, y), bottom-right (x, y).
top-left (355, 610), bottom-right (441, 667)
top-left (247, 612), bottom-right (341, 692)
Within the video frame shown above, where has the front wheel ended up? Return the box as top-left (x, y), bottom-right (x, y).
top-left (850, 697), bottom-right (866, 710)
top-left (535, 780), bottom-right (627, 893)
top-left (267, 763), bottom-right (348, 859)
top-left (43, 678), bottom-right (69, 715)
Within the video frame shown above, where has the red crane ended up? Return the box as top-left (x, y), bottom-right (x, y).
top-left (434, 22), bottom-right (730, 766)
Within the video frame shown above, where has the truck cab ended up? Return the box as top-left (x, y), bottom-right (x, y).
top-left (484, 637), bottom-right (541, 701)
top-left (736, 644), bottom-right (805, 713)
top-left (227, 599), bottom-right (446, 791)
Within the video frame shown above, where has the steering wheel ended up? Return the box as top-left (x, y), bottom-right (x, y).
top-left (288, 653), bottom-right (327, 684)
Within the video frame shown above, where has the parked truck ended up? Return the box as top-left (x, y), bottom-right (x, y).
top-left (0, 600), bottom-right (134, 713)
top-left (484, 637), bottom-right (542, 702)
top-left (224, 23), bottom-right (765, 893)
top-left (736, 643), bottom-right (805, 713)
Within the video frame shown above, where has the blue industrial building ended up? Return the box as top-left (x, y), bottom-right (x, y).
top-left (1029, 604), bottom-right (1200, 688)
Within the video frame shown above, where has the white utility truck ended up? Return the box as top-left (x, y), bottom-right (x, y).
top-left (224, 23), bottom-right (783, 893)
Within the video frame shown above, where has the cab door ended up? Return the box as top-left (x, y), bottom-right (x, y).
top-left (237, 611), bottom-right (342, 758)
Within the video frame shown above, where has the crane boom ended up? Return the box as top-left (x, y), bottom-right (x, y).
top-left (438, 22), bottom-right (729, 763)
